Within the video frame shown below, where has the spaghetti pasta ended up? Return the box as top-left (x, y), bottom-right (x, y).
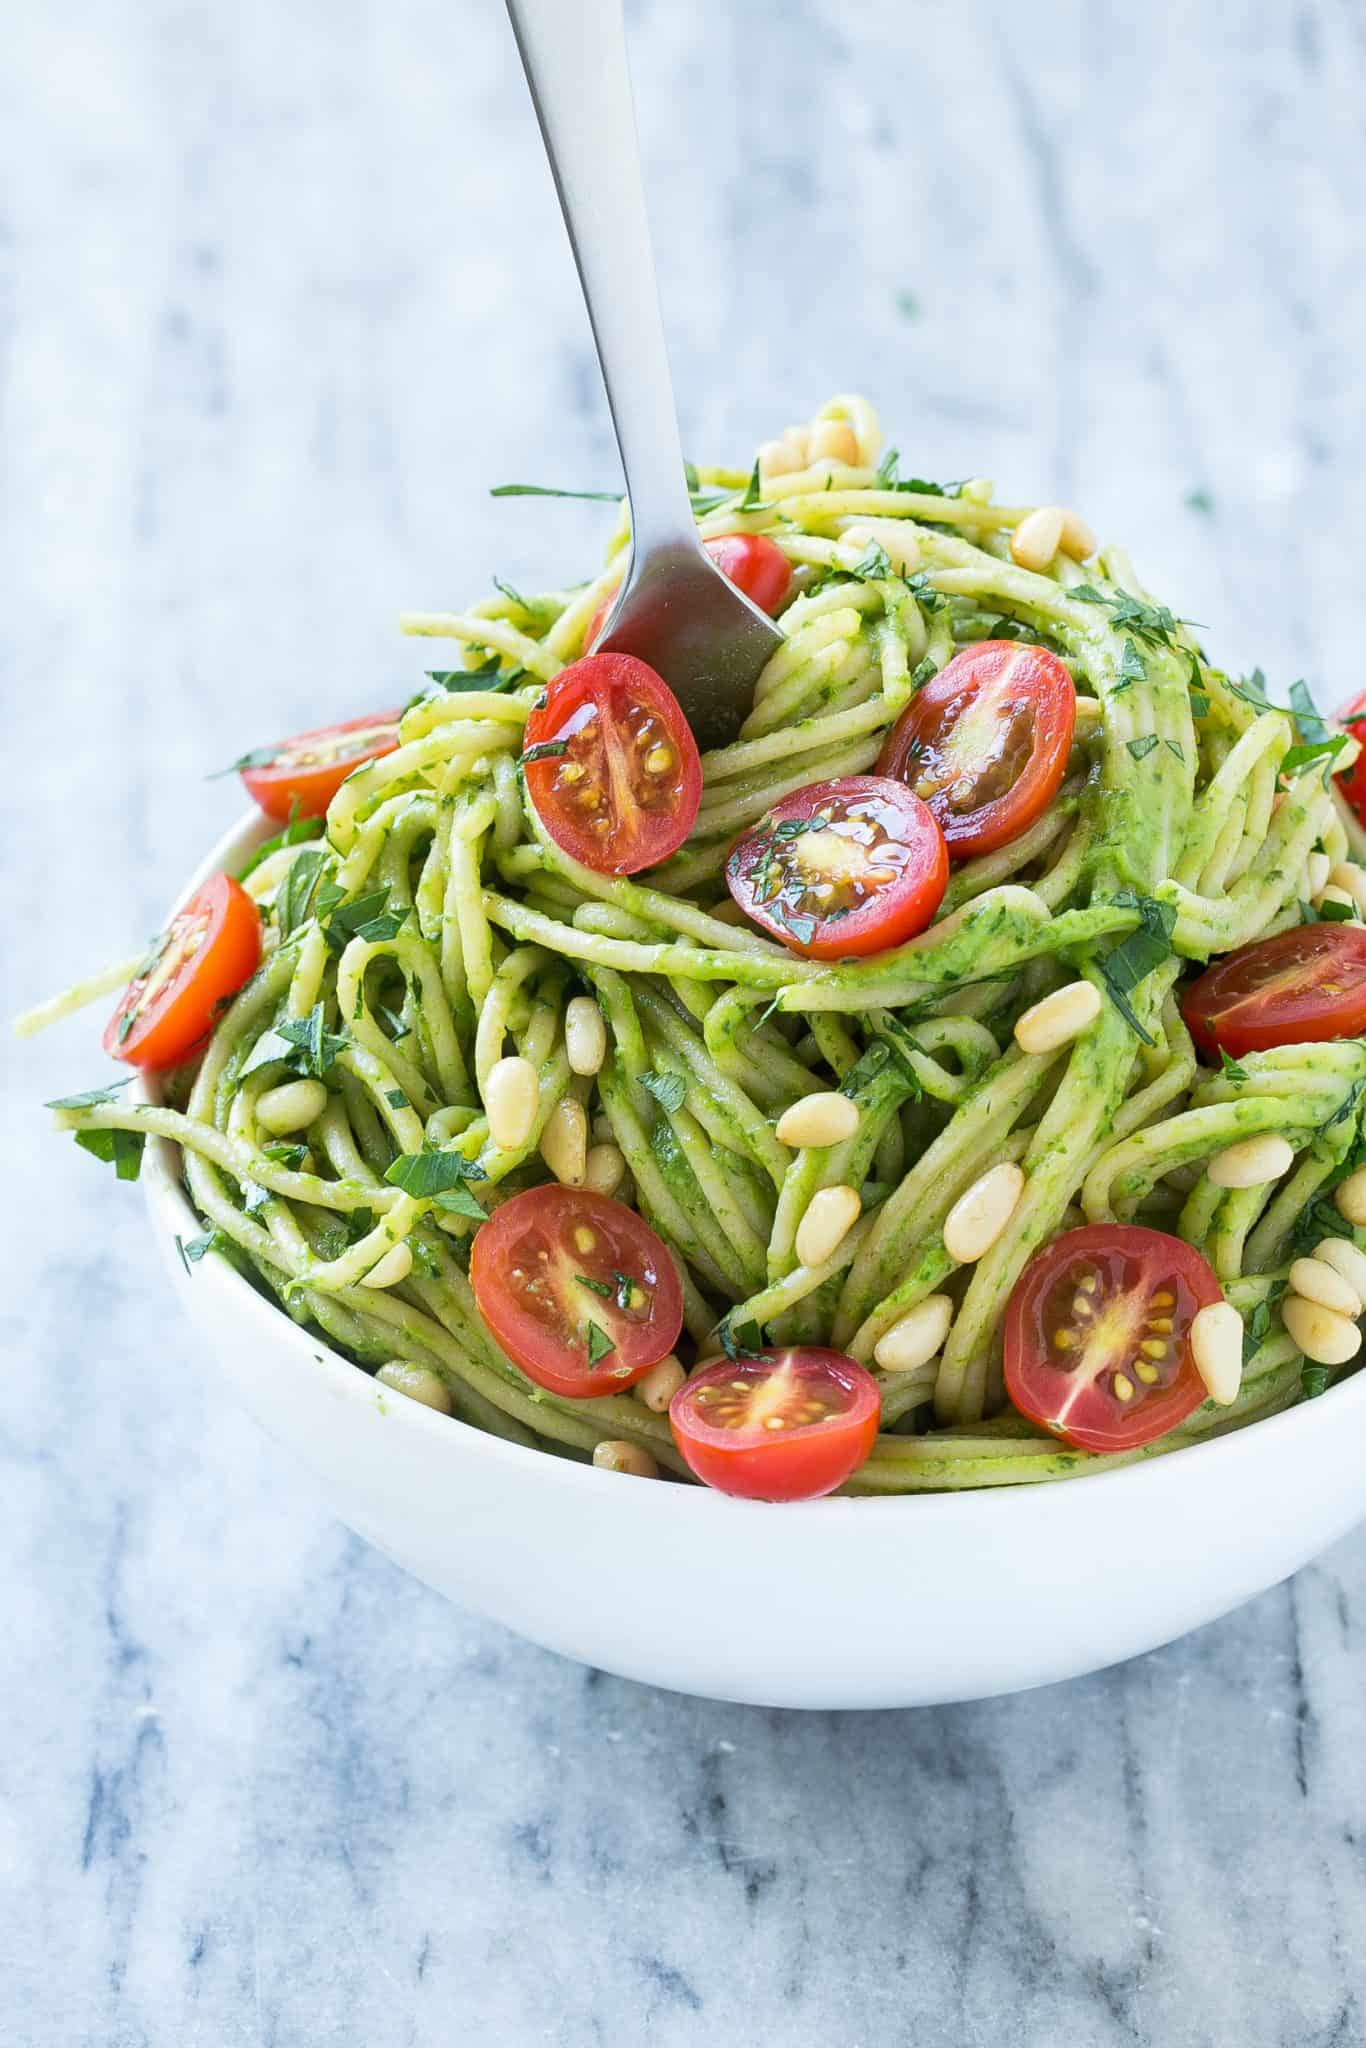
top-left (35, 397), bottom-right (1366, 1490)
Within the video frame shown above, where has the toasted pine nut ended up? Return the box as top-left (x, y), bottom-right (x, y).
top-left (1009, 505), bottom-right (1066, 572)
top-left (1207, 1134), bottom-right (1295, 1189)
top-left (485, 1055), bottom-right (539, 1152)
top-left (636, 1354), bottom-right (685, 1413)
top-left (1013, 980), bottom-right (1102, 1055)
top-left (1288, 1256), bottom-right (1363, 1318)
top-left (759, 437), bottom-right (802, 479)
top-left (1189, 1301), bottom-right (1243, 1406)
top-left (1320, 884), bottom-right (1358, 918)
top-left (583, 1141), bottom-right (627, 1197)
top-left (775, 1091), bottom-right (860, 1150)
top-left (256, 1077), bottom-right (328, 1136)
top-left (840, 520), bottom-right (920, 574)
top-left (1057, 509), bottom-right (1096, 561)
top-left (1314, 1237), bottom-right (1366, 1302)
top-left (363, 1241), bottom-right (413, 1290)
top-left (1336, 1167), bottom-right (1366, 1227)
top-left (795, 1184), bottom-right (862, 1268)
top-left (592, 1439), bottom-right (659, 1478)
top-left (1282, 1293), bottom-right (1363, 1366)
top-left (1307, 850), bottom-right (1332, 901)
top-left (376, 1360), bottom-right (452, 1414)
top-left (943, 1162), bottom-right (1026, 1263)
top-left (541, 1096), bottom-right (588, 1186)
top-left (1329, 862), bottom-right (1366, 916)
top-left (564, 995), bottom-right (607, 1076)
top-left (873, 1295), bottom-right (954, 1374)
top-left (808, 417), bottom-right (859, 465)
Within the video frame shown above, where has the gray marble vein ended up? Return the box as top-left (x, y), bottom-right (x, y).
top-left (5, 0), bottom-right (1366, 2041)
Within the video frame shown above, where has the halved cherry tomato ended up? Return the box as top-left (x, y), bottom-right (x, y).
top-left (1182, 924), bottom-right (1366, 1060)
top-left (105, 873), bottom-right (262, 1069)
top-left (1334, 689), bottom-right (1366, 824)
top-left (470, 1186), bottom-right (684, 1397)
top-left (584, 532), bottom-right (793, 648)
top-left (239, 710), bottom-right (402, 822)
top-left (1004, 1224), bottom-right (1222, 1453)
top-left (878, 641), bottom-right (1076, 858)
top-left (725, 774), bottom-right (948, 959)
top-left (670, 1348), bottom-right (880, 1500)
top-left (521, 653), bottom-right (701, 875)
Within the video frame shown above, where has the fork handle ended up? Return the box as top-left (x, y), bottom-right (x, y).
top-left (504, 0), bottom-right (697, 554)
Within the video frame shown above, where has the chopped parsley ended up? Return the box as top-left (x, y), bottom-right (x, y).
top-left (585, 1321), bottom-right (616, 1366)
top-left (521, 740), bottom-right (569, 766)
top-left (1098, 895), bottom-right (1177, 1046)
top-left (1126, 736), bottom-right (1159, 761)
top-left (641, 1071), bottom-right (687, 1114)
top-left (46, 1078), bottom-right (136, 1111)
top-left (73, 1127), bottom-right (145, 1182)
top-left (490, 482), bottom-right (622, 502)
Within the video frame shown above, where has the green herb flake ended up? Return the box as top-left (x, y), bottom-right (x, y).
top-left (641, 1071), bottom-right (687, 1114)
top-left (1098, 895), bottom-right (1177, 1046)
top-left (46, 1078), bottom-right (136, 1111)
top-left (276, 847), bottom-right (332, 940)
top-left (206, 743), bottom-right (280, 781)
top-left (262, 1142), bottom-right (308, 1169)
top-left (1218, 1049), bottom-right (1249, 1084)
top-left (1126, 736), bottom-right (1159, 761)
top-left (585, 1320), bottom-right (616, 1366)
top-left (576, 1273), bottom-right (615, 1300)
top-left (384, 1089), bottom-right (410, 1110)
top-left (385, 1151), bottom-right (483, 1200)
top-left (850, 538), bottom-right (894, 583)
top-left (490, 482), bottom-right (621, 502)
top-left (73, 1127), bottom-right (146, 1182)
top-left (1185, 488), bottom-right (1215, 516)
top-left (521, 740), bottom-right (569, 766)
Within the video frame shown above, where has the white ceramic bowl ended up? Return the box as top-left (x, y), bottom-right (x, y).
top-left (142, 813), bottom-right (1366, 1708)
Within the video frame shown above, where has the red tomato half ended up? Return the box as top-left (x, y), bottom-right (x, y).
top-left (240, 711), bottom-right (402, 822)
top-left (470, 1186), bottom-right (684, 1397)
top-left (105, 873), bottom-right (262, 1070)
top-left (1334, 688), bottom-right (1366, 824)
top-left (1005, 1224), bottom-right (1222, 1453)
top-left (584, 532), bottom-right (793, 648)
top-left (522, 653), bottom-right (701, 875)
top-left (878, 641), bottom-right (1076, 858)
top-left (1182, 924), bottom-right (1366, 1060)
top-left (725, 775), bottom-right (948, 959)
top-left (670, 1348), bottom-right (880, 1500)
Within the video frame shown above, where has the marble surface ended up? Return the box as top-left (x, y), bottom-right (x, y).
top-left (7, 0), bottom-right (1366, 2041)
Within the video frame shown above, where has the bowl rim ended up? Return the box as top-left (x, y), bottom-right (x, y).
top-left (141, 806), bottom-right (1366, 1526)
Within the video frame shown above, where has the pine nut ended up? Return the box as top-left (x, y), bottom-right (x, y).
top-left (1315, 1236), bottom-right (1366, 1302)
top-left (636, 1354), bottom-right (685, 1413)
top-left (1320, 884), bottom-right (1358, 918)
top-left (795, 1184), bottom-right (861, 1268)
top-left (564, 995), bottom-right (607, 1076)
top-left (841, 521), bottom-right (920, 574)
top-left (584, 1142), bottom-right (627, 1197)
top-left (1057, 508), bottom-right (1096, 561)
top-left (1288, 1256), bottom-right (1363, 1318)
top-left (485, 1054), bottom-right (539, 1152)
top-left (1336, 1167), bottom-right (1366, 1227)
top-left (775, 1091), bottom-right (860, 1150)
top-left (873, 1295), bottom-right (954, 1373)
top-left (256, 1077), bottom-right (328, 1135)
top-left (1282, 1294), bottom-right (1363, 1367)
top-left (808, 418), bottom-right (859, 465)
top-left (592, 1439), bottom-right (659, 1478)
top-left (1189, 1301), bottom-right (1243, 1406)
top-left (540, 1096), bottom-right (588, 1186)
top-left (759, 438), bottom-right (802, 479)
top-left (1207, 1134), bottom-right (1295, 1189)
top-left (1009, 505), bottom-right (1066, 572)
top-left (1013, 980), bottom-right (1102, 1055)
top-left (1329, 862), bottom-right (1366, 916)
top-left (1306, 850), bottom-right (1332, 901)
top-left (943, 1161), bottom-right (1026, 1263)
top-left (376, 1360), bottom-right (452, 1414)
top-left (363, 1241), bottom-right (413, 1290)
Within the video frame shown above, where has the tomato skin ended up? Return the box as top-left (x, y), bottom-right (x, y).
top-left (1005, 1224), bottom-right (1222, 1453)
top-left (522, 653), bottom-right (702, 876)
top-left (1333, 689), bottom-right (1366, 823)
top-left (584, 533), bottom-right (792, 648)
top-left (670, 1348), bottom-right (881, 1500)
top-left (1182, 924), bottom-right (1366, 1060)
top-left (470, 1186), bottom-right (684, 1397)
top-left (725, 775), bottom-right (948, 959)
top-left (240, 710), bottom-right (402, 822)
top-left (104, 873), bottom-right (262, 1070)
top-left (878, 641), bottom-right (1076, 858)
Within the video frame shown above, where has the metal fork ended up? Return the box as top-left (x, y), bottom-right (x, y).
top-left (504, 0), bottom-right (783, 751)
